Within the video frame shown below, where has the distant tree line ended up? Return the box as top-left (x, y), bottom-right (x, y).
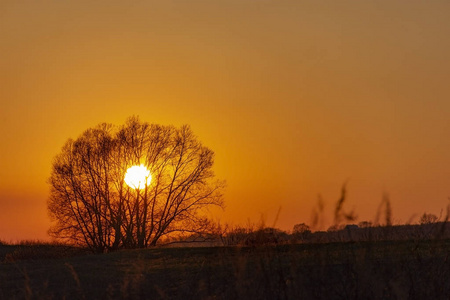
top-left (168, 210), bottom-right (449, 247)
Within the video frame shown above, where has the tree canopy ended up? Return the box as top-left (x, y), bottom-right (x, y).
top-left (48, 117), bottom-right (224, 252)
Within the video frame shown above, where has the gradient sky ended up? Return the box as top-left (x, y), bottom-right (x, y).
top-left (2, 1), bottom-right (450, 241)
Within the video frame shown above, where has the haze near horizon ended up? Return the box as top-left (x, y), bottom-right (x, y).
top-left (1, 1), bottom-right (450, 241)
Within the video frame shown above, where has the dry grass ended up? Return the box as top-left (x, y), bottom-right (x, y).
top-left (2, 186), bottom-right (449, 299)
top-left (1, 242), bottom-right (89, 263)
top-left (1, 239), bottom-right (449, 299)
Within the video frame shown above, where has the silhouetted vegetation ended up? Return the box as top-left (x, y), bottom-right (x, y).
top-left (48, 117), bottom-right (224, 252)
top-left (1, 238), bottom-right (449, 299)
top-left (3, 187), bottom-right (450, 298)
top-left (3, 181), bottom-right (448, 298)
top-left (420, 213), bottom-right (439, 224)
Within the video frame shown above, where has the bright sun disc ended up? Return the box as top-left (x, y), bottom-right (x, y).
top-left (124, 165), bottom-right (152, 189)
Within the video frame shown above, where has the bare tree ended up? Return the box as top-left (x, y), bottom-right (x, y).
top-left (48, 117), bottom-right (224, 252)
top-left (293, 223), bottom-right (310, 235)
top-left (292, 223), bottom-right (311, 243)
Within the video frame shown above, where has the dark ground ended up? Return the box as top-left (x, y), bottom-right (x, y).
top-left (1, 239), bottom-right (449, 299)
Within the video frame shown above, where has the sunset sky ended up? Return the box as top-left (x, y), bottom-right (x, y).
top-left (2, 1), bottom-right (450, 241)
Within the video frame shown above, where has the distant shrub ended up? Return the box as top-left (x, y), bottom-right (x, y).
top-left (222, 227), bottom-right (253, 246)
top-left (358, 221), bottom-right (373, 228)
top-left (244, 227), bottom-right (289, 246)
top-left (420, 213), bottom-right (438, 225)
top-left (327, 224), bottom-right (345, 232)
top-left (292, 223), bottom-right (311, 235)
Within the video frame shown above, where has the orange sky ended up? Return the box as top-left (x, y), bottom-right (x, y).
top-left (2, 1), bottom-right (450, 241)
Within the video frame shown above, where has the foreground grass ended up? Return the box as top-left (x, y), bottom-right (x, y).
top-left (1, 239), bottom-right (449, 299)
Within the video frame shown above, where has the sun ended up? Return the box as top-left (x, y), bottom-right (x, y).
top-left (124, 164), bottom-right (152, 189)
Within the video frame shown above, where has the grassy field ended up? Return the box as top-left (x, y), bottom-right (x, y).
top-left (1, 239), bottom-right (449, 299)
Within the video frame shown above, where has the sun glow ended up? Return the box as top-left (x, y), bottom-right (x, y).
top-left (124, 165), bottom-right (152, 189)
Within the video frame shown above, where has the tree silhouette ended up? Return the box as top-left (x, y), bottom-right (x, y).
top-left (292, 223), bottom-right (310, 235)
top-left (48, 117), bottom-right (224, 252)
